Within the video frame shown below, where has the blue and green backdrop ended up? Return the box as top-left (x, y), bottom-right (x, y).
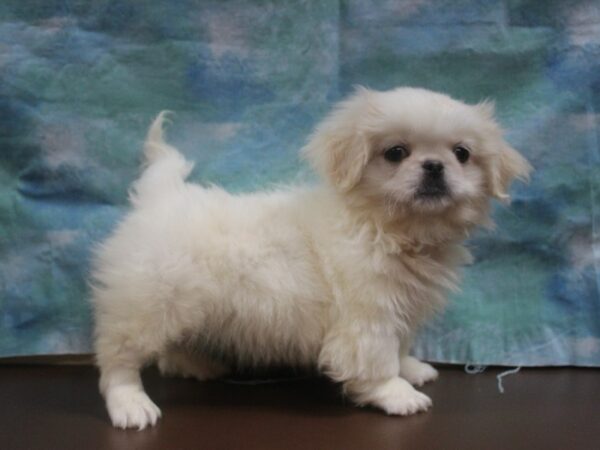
top-left (1, 0), bottom-right (599, 365)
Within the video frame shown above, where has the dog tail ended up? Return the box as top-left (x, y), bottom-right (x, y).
top-left (143, 111), bottom-right (181, 164)
top-left (130, 111), bottom-right (194, 203)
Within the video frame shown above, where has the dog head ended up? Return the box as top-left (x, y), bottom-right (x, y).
top-left (303, 87), bottom-right (531, 235)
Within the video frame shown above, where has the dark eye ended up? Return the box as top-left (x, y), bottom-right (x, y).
top-left (384, 145), bottom-right (410, 163)
top-left (453, 145), bottom-right (470, 163)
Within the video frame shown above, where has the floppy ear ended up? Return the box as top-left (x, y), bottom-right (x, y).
top-left (474, 101), bottom-right (532, 201)
top-left (489, 143), bottom-right (532, 202)
top-left (302, 87), bottom-right (373, 191)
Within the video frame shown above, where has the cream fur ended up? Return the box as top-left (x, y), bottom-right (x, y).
top-left (92, 87), bottom-right (531, 429)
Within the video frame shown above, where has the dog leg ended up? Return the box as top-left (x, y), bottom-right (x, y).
top-left (397, 337), bottom-right (438, 386)
top-left (96, 330), bottom-right (162, 430)
top-left (100, 363), bottom-right (161, 430)
top-left (398, 355), bottom-right (439, 387)
top-left (320, 324), bottom-right (432, 416)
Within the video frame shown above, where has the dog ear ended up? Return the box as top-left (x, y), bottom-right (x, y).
top-left (302, 87), bottom-right (374, 191)
top-left (489, 143), bottom-right (532, 202)
top-left (474, 99), bottom-right (496, 120)
top-left (474, 101), bottom-right (532, 202)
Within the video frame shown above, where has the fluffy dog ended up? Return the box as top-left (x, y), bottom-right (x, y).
top-left (92, 87), bottom-right (531, 429)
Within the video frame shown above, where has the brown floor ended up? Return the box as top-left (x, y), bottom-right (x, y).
top-left (0, 364), bottom-right (598, 450)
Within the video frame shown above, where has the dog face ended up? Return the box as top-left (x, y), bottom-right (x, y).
top-left (303, 87), bottom-right (531, 223)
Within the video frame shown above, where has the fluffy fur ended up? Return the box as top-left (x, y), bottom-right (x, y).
top-left (92, 87), bottom-right (531, 429)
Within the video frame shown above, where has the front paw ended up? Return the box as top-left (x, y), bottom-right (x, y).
top-left (349, 377), bottom-right (432, 416)
top-left (373, 378), bottom-right (432, 415)
top-left (105, 386), bottom-right (161, 430)
top-left (399, 356), bottom-right (439, 387)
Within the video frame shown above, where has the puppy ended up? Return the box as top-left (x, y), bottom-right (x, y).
top-left (92, 87), bottom-right (531, 429)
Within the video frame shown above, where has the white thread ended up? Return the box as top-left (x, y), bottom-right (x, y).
top-left (496, 366), bottom-right (521, 393)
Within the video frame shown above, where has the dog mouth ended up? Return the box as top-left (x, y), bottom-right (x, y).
top-left (415, 179), bottom-right (450, 200)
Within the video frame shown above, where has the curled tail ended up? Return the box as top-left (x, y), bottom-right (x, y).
top-left (143, 111), bottom-right (178, 164)
top-left (130, 111), bottom-right (194, 204)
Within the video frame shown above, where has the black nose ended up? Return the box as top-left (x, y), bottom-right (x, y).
top-left (422, 160), bottom-right (444, 177)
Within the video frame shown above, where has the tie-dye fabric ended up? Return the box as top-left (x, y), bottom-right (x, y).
top-left (1, 0), bottom-right (599, 365)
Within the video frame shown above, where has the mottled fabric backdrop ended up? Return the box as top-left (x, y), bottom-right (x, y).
top-left (1, 0), bottom-right (599, 365)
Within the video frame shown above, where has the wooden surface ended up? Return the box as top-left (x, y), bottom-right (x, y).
top-left (1, 364), bottom-right (598, 450)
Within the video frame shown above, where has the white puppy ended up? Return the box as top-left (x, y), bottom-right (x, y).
top-left (92, 87), bottom-right (531, 429)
